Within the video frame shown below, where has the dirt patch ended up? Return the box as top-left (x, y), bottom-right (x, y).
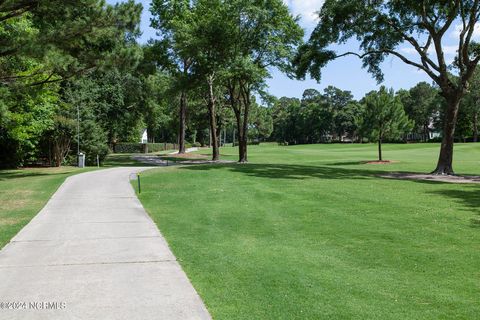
top-left (364, 160), bottom-right (399, 165)
top-left (380, 172), bottom-right (480, 184)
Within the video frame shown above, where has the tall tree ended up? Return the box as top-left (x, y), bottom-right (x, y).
top-left (271, 97), bottom-right (301, 144)
top-left (323, 86), bottom-right (355, 141)
top-left (150, 0), bottom-right (195, 154)
top-left (462, 68), bottom-right (480, 142)
top-left (184, 0), bottom-right (233, 160)
top-left (295, 1), bottom-right (480, 175)
top-left (223, 0), bottom-right (303, 162)
top-left (0, 0), bottom-right (142, 84)
top-left (398, 82), bottom-right (440, 142)
top-left (359, 87), bottom-right (413, 161)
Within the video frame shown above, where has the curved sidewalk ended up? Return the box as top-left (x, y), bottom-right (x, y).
top-left (0, 167), bottom-right (211, 320)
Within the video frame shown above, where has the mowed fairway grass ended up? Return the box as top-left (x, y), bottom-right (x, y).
top-left (137, 143), bottom-right (480, 319)
top-left (0, 167), bottom-right (93, 249)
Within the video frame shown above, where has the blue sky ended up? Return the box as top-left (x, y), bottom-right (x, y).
top-left (108, 0), bottom-right (473, 100)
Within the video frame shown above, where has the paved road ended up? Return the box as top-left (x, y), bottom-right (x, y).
top-left (0, 167), bottom-right (211, 320)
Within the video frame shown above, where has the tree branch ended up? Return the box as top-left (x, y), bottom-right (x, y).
top-left (334, 50), bottom-right (440, 83)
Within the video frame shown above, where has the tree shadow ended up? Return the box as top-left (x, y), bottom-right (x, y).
top-left (327, 161), bottom-right (367, 166)
top-left (179, 162), bottom-right (387, 181)
top-left (429, 187), bottom-right (480, 228)
top-left (103, 154), bottom-right (155, 167)
top-left (0, 170), bottom-right (73, 181)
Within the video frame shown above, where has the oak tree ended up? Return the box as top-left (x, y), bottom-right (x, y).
top-left (295, 0), bottom-right (480, 174)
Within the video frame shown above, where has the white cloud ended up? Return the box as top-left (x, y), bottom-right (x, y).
top-left (283, 0), bottom-right (325, 27)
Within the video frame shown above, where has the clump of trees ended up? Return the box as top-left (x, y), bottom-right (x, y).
top-left (0, 0), bottom-right (144, 168)
top-left (270, 87), bottom-right (363, 144)
top-left (149, 0), bottom-right (303, 162)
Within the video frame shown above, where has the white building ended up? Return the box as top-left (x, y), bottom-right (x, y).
top-left (140, 129), bottom-right (148, 144)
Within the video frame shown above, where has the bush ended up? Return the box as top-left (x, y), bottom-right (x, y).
top-left (192, 142), bottom-right (202, 147)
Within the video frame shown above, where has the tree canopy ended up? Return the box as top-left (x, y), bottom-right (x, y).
top-left (359, 87), bottom-right (413, 161)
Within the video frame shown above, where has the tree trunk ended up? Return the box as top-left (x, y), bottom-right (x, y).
top-left (378, 136), bottom-right (382, 161)
top-left (238, 84), bottom-right (251, 163)
top-left (474, 112), bottom-right (478, 143)
top-left (53, 136), bottom-right (71, 167)
top-left (231, 101), bottom-right (248, 162)
top-left (423, 123), bottom-right (429, 142)
top-left (178, 91), bottom-right (187, 154)
top-left (237, 114), bottom-right (248, 163)
top-left (226, 81), bottom-right (248, 163)
top-left (239, 110), bottom-right (249, 163)
top-left (432, 97), bottom-right (461, 175)
top-left (207, 76), bottom-right (219, 161)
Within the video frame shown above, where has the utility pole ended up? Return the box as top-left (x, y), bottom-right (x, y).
top-left (77, 105), bottom-right (80, 155)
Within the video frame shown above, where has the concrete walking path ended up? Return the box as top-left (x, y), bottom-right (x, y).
top-left (0, 167), bottom-right (211, 320)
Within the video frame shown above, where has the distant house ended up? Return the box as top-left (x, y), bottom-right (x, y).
top-left (140, 129), bottom-right (148, 144)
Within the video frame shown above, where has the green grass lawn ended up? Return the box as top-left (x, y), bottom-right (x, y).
top-left (0, 166), bottom-right (94, 249)
top-left (137, 143), bottom-right (480, 319)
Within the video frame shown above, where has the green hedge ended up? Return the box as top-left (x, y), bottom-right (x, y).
top-left (145, 143), bottom-right (175, 153)
top-left (113, 143), bottom-right (144, 153)
top-left (113, 143), bottom-right (176, 154)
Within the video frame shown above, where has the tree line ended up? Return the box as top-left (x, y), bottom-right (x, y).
top-left (1, 1), bottom-right (480, 175)
top-left (270, 77), bottom-right (480, 161)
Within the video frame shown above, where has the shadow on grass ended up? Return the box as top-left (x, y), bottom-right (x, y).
top-left (0, 170), bottom-right (75, 181)
top-left (327, 161), bottom-right (367, 166)
top-left (429, 187), bottom-right (480, 228)
top-left (179, 162), bottom-right (387, 181)
top-left (103, 154), bottom-right (152, 167)
top-left (159, 155), bottom-right (207, 162)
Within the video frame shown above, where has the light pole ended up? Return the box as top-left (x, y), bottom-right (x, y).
top-left (77, 104), bottom-right (84, 168)
top-left (77, 104), bottom-right (80, 156)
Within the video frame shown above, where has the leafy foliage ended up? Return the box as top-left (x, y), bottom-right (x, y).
top-left (359, 87), bottom-right (414, 160)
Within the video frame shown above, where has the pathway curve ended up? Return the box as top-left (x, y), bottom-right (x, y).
top-left (0, 167), bottom-right (211, 320)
